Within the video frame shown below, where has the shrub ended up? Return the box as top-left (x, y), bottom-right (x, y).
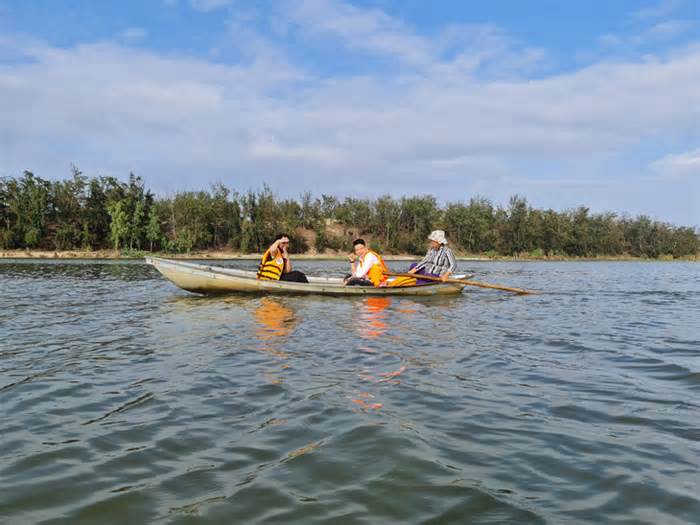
top-left (24, 227), bottom-right (41, 248)
top-left (54, 224), bottom-right (79, 250)
top-left (0, 229), bottom-right (12, 249)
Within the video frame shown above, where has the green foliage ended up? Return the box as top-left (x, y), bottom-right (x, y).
top-left (146, 205), bottom-right (163, 251)
top-left (0, 170), bottom-right (697, 258)
top-left (54, 224), bottom-right (79, 250)
top-left (171, 228), bottom-right (194, 253)
top-left (315, 223), bottom-right (349, 252)
top-left (0, 228), bottom-right (11, 249)
top-left (107, 200), bottom-right (129, 251)
top-left (287, 231), bottom-right (309, 254)
top-left (23, 227), bottom-right (41, 248)
top-left (444, 197), bottom-right (495, 253)
top-left (120, 248), bottom-right (147, 258)
top-left (2, 171), bottom-right (51, 248)
top-left (369, 240), bottom-right (384, 253)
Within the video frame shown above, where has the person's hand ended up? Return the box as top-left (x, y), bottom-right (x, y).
top-left (281, 245), bottom-right (289, 257)
top-left (407, 267), bottom-right (417, 274)
top-left (440, 273), bottom-right (450, 282)
top-left (348, 253), bottom-right (357, 263)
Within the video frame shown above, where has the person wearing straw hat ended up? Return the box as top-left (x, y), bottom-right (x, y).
top-left (406, 230), bottom-right (456, 283)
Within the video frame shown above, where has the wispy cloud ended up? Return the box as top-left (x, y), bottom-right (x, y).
top-left (647, 19), bottom-right (694, 39)
top-left (190, 0), bottom-right (235, 13)
top-left (651, 149), bottom-right (700, 179)
top-left (117, 27), bottom-right (147, 43)
top-left (595, 17), bottom-right (694, 58)
top-left (282, 0), bottom-right (547, 78)
top-left (630, 0), bottom-right (682, 21)
top-left (286, 0), bottom-right (434, 66)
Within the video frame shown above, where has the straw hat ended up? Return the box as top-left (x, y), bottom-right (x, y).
top-left (428, 230), bottom-right (447, 245)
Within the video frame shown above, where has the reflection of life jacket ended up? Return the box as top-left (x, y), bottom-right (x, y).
top-left (254, 298), bottom-right (295, 339)
top-left (365, 250), bottom-right (389, 287)
top-left (257, 249), bottom-right (286, 280)
top-left (360, 296), bottom-right (391, 338)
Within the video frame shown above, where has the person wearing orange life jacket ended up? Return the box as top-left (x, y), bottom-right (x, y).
top-left (257, 233), bottom-right (308, 283)
top-left (344, 238), bottom-right (389, 287)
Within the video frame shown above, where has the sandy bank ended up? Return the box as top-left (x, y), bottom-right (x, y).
top-left (1, 250), bottom-right (696, 262)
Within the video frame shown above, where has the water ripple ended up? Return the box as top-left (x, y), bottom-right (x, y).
top-left (1, 260), bottom-right (699, 524)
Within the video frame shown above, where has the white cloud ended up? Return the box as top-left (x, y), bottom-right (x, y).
top-left (250, 136), bottom-right (345, 164)
top-left (0, 1), bottom-right (699, 222)
top-left (2, 38), bottom-right (698, 185)
top-left (651, 149), bottom-right (700, 179)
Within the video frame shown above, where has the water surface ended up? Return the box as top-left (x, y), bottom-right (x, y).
top-left (1, 260), bottom-right (699, 524)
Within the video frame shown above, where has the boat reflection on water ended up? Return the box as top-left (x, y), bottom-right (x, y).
top-left (251, 297), bottom-right (298, 383)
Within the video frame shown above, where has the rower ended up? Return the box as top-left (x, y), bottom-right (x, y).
top-left (257, 234), bottom-right (309, 283)
top-left (344, 239), bottom-right (389, 287)
top-left (406, 230), bottom-right (456, 283)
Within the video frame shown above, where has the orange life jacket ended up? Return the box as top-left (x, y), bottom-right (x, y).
top-left (257, 249), bottom-right (286, 281)
top-left (364, 250), bottom-right (389, 287)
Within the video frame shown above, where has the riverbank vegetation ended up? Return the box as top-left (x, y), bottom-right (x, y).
top-left (1, 170), bottom-right (698, 258)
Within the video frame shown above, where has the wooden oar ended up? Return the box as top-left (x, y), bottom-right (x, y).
top-left (385, 272), bottom-right (536, 295)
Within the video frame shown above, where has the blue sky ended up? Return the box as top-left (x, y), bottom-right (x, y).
top-left (0, 0), bottom-right (698, 224)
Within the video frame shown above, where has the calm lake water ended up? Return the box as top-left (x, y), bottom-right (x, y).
top-left (1, 259), bottom-right (699, 524)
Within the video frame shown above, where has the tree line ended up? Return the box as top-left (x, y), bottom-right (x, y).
top-left (1, 170), bottom-right (698, 258)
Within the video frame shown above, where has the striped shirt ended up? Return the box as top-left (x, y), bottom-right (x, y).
top-left (415, 245), bottom-right (456, 276)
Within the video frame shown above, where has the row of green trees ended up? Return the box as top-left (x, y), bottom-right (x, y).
top-left (1, 170), bottom-right (697, 257)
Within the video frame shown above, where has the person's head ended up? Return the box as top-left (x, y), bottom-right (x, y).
top-left (353, 238), bottom-right (368, 257)
top-left (427, 230), bottom-right (447, 250)
top-left (275, 233), bottom-right (290, 248)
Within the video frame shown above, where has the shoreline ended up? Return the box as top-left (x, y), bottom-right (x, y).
top-left (0, 250), bottom-right (697, 262)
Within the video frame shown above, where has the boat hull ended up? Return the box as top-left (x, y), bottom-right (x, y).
top-left (146, 257), bottom-right (466, 296)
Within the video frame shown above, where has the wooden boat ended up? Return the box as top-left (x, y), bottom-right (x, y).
top-left (146, 257), bottom-right (467, 296)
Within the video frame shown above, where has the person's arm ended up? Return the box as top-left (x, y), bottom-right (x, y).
top-left (414, 250), bottom-right (432, 272)
top-left (268, 239), bottom-right (281, 259)
top-left (355, 253), bottom-right (377, 279)
top-left (440, 248), bottom-right (457, 281)
top-left (281, 244), bottom-right (291, 272)
top-left (347, 253), bottom-right (357, 276)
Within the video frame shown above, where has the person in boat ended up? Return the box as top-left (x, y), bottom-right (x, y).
top-left (344, 238), bottom-right (389, 287)
top-left (257, 233), bottom-right (309, 283)
top-left (406, 230), bottom-right (456, 283)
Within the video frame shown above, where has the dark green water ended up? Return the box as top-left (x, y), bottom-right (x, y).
top-left (1, 260), bottom-right (699, 524)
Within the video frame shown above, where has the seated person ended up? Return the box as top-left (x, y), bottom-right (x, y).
top-left (257, 233), bottom-right (308, 283)
top-left (407, 230), bottom-right (456, 283)
top-left (344, 239), bottom-right (389, 287)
